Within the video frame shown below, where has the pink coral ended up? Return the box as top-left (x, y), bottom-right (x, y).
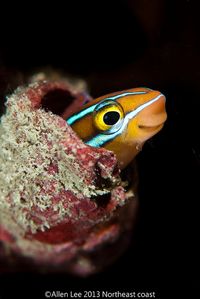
top-left (0, 79), bottom-right (137, 275)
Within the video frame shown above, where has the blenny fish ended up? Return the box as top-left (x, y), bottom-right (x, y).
top-left (67, 88), bottom-right (167, 168)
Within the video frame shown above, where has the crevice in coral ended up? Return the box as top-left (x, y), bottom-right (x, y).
top-left (91, 193), bottom-right (111, 209)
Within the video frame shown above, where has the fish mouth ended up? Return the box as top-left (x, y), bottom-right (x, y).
top-left (137, 94), bottom-right (167, 133)
top-left (138, 123), bottom-right (164, 133)
top-left (138, 111), bottom-right (167, 133)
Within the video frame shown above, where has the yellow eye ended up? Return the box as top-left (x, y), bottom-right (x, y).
top-left (93, 100), bottom-right (124, 134)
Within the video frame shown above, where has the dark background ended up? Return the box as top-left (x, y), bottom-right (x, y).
top-left (0, 0), bottom-right (199, 298)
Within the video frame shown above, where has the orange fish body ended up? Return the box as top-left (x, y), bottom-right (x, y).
top-left (67, 88), bottom-right (167, 169)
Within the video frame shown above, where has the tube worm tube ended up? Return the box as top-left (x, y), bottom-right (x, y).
top-left (0, 79), bottom-right (138, 276)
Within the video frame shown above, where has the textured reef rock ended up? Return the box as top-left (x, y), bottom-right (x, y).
top-left (0, 79), bottom-right (137, 275)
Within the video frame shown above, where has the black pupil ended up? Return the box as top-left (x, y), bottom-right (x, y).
top-left (103, 111), bottom-right (120, 125)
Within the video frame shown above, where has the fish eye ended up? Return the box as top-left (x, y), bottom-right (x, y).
top-left (103, 111), bottom-right (120, 125)
top-left (93, 100), bottom-right (124, 134)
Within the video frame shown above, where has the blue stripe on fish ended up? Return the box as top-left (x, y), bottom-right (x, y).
top-left (86, 94), bottom-right (163, 147)
top-left (66, 91), bottom-right (147, 125)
